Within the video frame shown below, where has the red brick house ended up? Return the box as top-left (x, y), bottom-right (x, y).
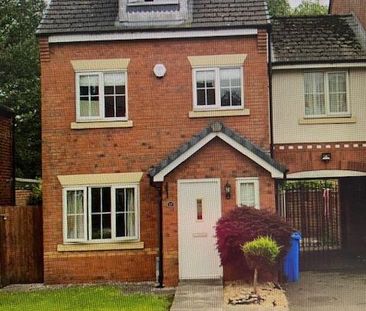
top-left (271, 15), bottom-right (366, 260)
top-left (37, 0), bottom-right (286, 286)
top-left (0, 104), bottom-right (15, 206)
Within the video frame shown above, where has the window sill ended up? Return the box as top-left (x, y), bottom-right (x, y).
top-left (189, 109), bottom-right (250, 118)
top-left (57, 241), bottom-right (144, 252)
top-left (71, 120), bottom-right (133, 130)
top-left (298, 117), bottom-right (356, 125)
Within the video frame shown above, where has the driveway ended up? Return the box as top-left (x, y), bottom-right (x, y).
top-left (286, 271), bottom-right (366, 311)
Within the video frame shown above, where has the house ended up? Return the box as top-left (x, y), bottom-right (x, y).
top-left (37, 0), bottom-right (286, 286)
top-left (0, 104), bottom-right (15, 206)
top-left (271, 15), bottom-right (366, 260)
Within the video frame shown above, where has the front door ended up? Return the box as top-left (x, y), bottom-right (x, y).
top-left (178, 179), bottom-right (222, 279)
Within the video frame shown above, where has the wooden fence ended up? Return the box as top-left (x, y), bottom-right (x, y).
top-left (0, 205), bottom-right (43, 286)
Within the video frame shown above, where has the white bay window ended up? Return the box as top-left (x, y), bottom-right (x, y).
top-left (63, 184), bottom-right (139, 243)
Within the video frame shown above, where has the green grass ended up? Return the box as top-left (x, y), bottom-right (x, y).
top-left (0, 286), bottom-right (173, 311)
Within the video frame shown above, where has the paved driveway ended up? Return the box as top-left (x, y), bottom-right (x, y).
top-left (286, 271), bottom-right (366, 311)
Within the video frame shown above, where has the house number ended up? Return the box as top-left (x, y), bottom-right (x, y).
top-left (167, 201), bottom-right (175, 208)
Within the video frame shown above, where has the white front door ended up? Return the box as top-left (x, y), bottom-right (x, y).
top-left (178, 179), bottom-right (223, 280)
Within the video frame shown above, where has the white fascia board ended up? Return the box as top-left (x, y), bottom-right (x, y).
top-left (272, 62), bottom-right (366, 70)
top-left (287, 170), bottom-right (366, 179)
top-left (153, 131), bottom-right (284, 182)
top-left (153, 133), bottom-right (217, 182)
top-left (48, 28), bottom-right (258, 44)
top-left (217, 133), bottom-right (284, 179)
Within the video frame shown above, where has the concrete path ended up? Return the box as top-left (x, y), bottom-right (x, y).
top-left (286, 271), bottom-right (366, 311)
top-left (170, 279), bottom-right (224, 311)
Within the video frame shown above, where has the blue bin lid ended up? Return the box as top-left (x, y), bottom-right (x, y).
top-left (291, 232), bottom-right (301, 240)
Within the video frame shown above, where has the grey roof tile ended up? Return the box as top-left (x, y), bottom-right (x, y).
top-left (148, 122), bottom-right (286, 178)
top-left (37, 0), bottom-right (269, 35)
top-left (272, 15), bottom-right (366, 64)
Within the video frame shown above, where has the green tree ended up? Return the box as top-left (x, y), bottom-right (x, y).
top-left (0, 0), bottom-right (45, 178)
top-left (267, 0), bottom-right (292, 17)
top-left (292, 0), bottom-right (328, 16)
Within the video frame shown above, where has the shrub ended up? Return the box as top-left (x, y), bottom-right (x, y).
top-left (242, 236), bottom-right (281, 294)
top-left (216, 207), bottom-right (294, 268)
top-left (28, 183), bottom-right (42, 205)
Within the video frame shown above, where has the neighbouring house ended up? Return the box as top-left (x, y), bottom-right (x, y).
top-left (330, 0), bottom-right (366, 29)
top-left (271, 15), bottom-right (366, 261)
top-left (0, 104), bottom-right (15, 206)
top-left (37, 0), bottom-right (286, 286)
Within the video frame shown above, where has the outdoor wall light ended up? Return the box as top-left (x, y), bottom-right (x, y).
top-left (321, 153), bottom-right (331, 162)
top-left (225, 181), bottom-right (231, 199)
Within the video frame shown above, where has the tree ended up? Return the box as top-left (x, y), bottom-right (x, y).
top-left (267, 0), bottom-right (291, 17)
top-left (0, 0), bottom-right (45, 178)
top-left (292, 0), bottom-right (328, 16)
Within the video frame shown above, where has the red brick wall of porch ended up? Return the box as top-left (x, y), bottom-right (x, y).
top-left (0, 115), bottom-right (13, 205)
top-left (161, 138), bottom-right (276, 287)
top-left (273, 142), bottom-right (366, 174)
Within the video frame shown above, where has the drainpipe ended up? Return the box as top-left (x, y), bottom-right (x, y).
top-left (267, 24), bottom-right (275, 158)
top-left (151, 179), bottom-right (164, 288)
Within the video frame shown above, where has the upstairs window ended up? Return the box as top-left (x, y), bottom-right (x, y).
top-left (193, 67), bottom-right (243, 110)
top-left (77, 72), bottom-right (127, 121)
top-left (304, 71), bottom-right (349, 117)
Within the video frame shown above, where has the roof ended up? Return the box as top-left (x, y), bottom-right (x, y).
top-left (0, 105), bottom-right (14, 118)
top-left (271, 15), bottom-right (366, 65)
top-left (149, 122), bottom-right (287, 182)
top-left (37, 0), bottom-right (269, 35)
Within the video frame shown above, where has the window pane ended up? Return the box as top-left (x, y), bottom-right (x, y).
top-left (220, 88), bottom-right (230, 106)
top-left (67, 191), bottom-right (75, 214)
top-left (67, 216), bottom-right (76, 239)
top-left (220, 68), bottom-right (241, 86)
top-left (91, 188), bottom-right (101, 213)
top-left (76, 215), bottom-right (84, 239)
top-left (126, 213), bottom-right (135, 237)
top-left (196, 71), bottom-right (205, 88)
top-left (116, 96), bottom-right (126, 117)
top-left (232, 88), bottom-right (241, 106)
top-left (116, 189), bottom-right (125, 212)
top-left (90, 98), bottom-right (100, 117)
top-left (102, 214), bottom-right (112, 239)
top-left (79, 100), bottom-right (89, 117)
top-left (75, 190), bottom-right (84, 214)
top-left (104, 86), bottom-right (114, 95)
top-left (240, 182), bottom-right (255, 207)
top-left (115, 85), bottom-right (125, 95)
top-left (104, 96), bottom-right (115, 118)
top-left (197, 89), bottom-right (206, 106)
top-left (116, 213), bottom-right (125, 237)
top-left (314, 94), bottom-right (325, 115)
top-left (206, 89), bottom-right (216, 105)
top-left (205, 71), bottom-right (215, 88)
top-left (102, 187), bottom-right (111, 213)
top-left (92, 215), bottom-right (101, 239)
top-left (304, 72), bottom-right (325, 116)
top-left (80, 86), bottom-right (89, 96)
top-left (126, 188), bottom-right (135, 212)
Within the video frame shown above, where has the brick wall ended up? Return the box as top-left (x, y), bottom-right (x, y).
top-left (41, 35), bottom-right (270, 284)
top-left (331, 0), bottom-right (366, 29)
top-left (0, 114), bottom-right (14, 205)
top-left (273, 142), bottom-right (366, 173)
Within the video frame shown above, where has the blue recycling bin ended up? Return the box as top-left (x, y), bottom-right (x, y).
top-left (283, 232), bottom-right (301, 282)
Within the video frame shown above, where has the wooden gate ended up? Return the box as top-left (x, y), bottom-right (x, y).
top-left (0, 205), bottom-right (43, 286)
top-left (277, 181), bottom-right (342, 270)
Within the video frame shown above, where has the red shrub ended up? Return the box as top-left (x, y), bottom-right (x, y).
top-left (216, 207), bottom-right (294, 268)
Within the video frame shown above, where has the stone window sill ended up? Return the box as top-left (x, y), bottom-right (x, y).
top-left (71, 120), bottom-right (133, 130)
top-left (298, 117), bottom-right (356, 125)
top-left (189, 109), bottom-right (250, 118)
top-left (57, 241), bottom-right (144, 252)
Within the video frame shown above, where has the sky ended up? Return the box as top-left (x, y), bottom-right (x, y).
top-left (289, 0), bottom-right (330, 8)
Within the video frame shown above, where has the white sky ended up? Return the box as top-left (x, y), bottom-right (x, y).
top-left (289, 0), bottom-right (330, 8)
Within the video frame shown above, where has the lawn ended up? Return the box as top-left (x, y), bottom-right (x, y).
top-left (0, 286), bottom-right (173, 311)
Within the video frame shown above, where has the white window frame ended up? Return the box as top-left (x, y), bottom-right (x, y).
top-left (76, 70), bottom-right (128, 122)
top-left (192, 67), bottom-right (244, 111)
top-left (63, 184), bottom-right (140, 243)
top-left (304, 70), bottom-right (350, 118)
top-left (236, 177), bottom-right (260, 209)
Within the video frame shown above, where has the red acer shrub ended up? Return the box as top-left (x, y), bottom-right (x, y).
top-left (216, 207), bottom-right (294, 268)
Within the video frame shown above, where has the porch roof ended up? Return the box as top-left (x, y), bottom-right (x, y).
top-left (149, 122), bottom-right (287, 182)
